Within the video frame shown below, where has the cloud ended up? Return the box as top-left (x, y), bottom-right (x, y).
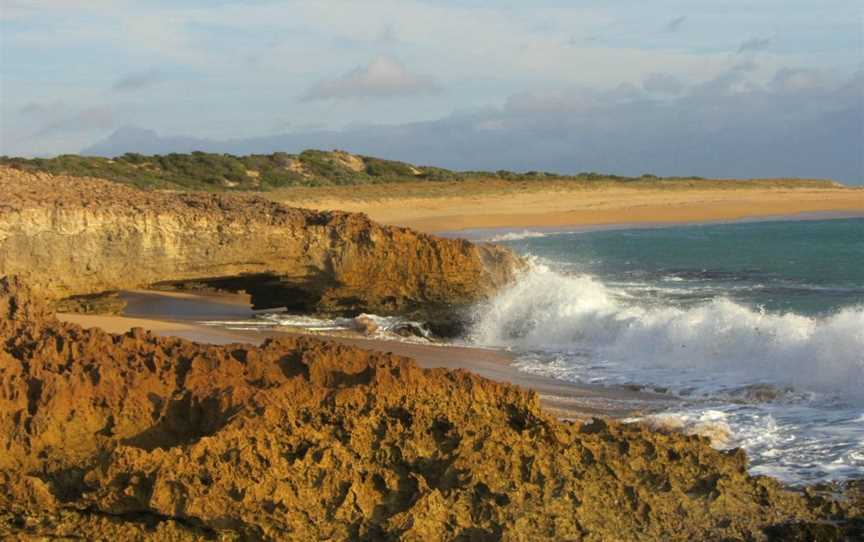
top-left (31, 105), bottom-right (114, 137)
top-left (300, 56), bottom-right (441, 101)
top-left (737, 36), bottom-right (771, 54)
top-left (112, 70), bottom-right (162, 93)
top-left (82, 68), bottom-right (864, 185)
top-left (0, 0), bottom-right (123, 21)
top-left (664, 16), bottom-right (687, 33)
top-left (4, 1), bottom-right (860, 167)
top-left (770, 67), bottom-right (824, 92)
top-left (18, 101), bottom-right (64, 116)
top-left (642, 73), bottom-right (684, 95)
top-left (730, 60), bottom-right (759, 73)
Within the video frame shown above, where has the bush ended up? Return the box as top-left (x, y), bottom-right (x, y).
top-left (0, 150), bottom-right (640, 191)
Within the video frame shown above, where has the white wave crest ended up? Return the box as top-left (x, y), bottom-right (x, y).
top-left (203, 312), bottom-right (434, 341)
top-left (485, 230), bottom-right (551, 242)
top-left (639, 410), bottom-right (734, 448)
top-left (470, 264), bottom-right (864, 396)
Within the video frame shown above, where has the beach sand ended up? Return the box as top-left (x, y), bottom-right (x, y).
top-left (58, 290), bottom-right (674, 419)
top-left (272, 183), bottom-right (864, 233)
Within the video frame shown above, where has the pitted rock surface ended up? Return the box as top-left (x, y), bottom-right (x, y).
top-left (1, 278), bottom-right (862, 541)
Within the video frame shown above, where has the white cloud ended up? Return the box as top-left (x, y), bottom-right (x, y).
top-left (301, 56), bottom-right (440, 101)
top-left (3, 0), bottom-right (860, 165)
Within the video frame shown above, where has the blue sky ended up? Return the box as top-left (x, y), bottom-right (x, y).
top-left (1, 0), bottom-right (862, 182)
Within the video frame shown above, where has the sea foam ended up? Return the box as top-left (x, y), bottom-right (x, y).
top-left (470, 262), bottom-right (864, 397)
top-left (485, 230), bottom-right (551, 242)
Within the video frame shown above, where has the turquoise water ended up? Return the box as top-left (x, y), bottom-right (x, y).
top-left (502, 218), bottom-right (864, 316)
top-left (470, 218), bottom-right (864, 484)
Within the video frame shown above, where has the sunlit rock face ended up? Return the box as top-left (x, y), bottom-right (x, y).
top-left (0, 167), bottom-right (520, 327)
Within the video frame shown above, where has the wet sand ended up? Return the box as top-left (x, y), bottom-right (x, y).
top-left (58, 290), bottom-right (675, 419)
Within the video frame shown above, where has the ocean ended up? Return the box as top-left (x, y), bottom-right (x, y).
top-left (470, 217), bottom-right (864, 484)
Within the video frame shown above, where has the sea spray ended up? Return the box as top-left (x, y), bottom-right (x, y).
top-left (484, 230), bottom-right (553, 242)
top-left (470, 262), bottom-right (864, 397)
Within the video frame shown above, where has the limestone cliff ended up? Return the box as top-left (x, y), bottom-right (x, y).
top-left (0, 167), bottom-right (519, 327)
top-left (0, 278), bottom-right (861, 540)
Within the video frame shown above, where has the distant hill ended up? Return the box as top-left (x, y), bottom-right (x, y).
top-left (0, 150), bottom-right (462, 190)
top-left (0, 149), bottom-right (842, 192)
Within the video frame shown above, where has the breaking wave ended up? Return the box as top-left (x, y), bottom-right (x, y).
top-left (485, 230), bottom-right (552, 242)
top-left (470, 263), bottom-right (864, 397)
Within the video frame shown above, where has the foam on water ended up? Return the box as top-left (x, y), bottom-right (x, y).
top-left (201, 312), bottom-right (434, 342)
top-left (471, 262), bottom-right (864, 397)
top-left (469, 260), bottom-right (864, 483)
top-left (637, 410), bottom-right (734, 448)
top-left (484, 230), bottom-right (553, 242)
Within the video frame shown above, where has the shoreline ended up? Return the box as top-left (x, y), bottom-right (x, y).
top-left (58, 290), bottom-right (677, 420)
top-left (272, 184), bottom-right (864, 233)
top-left (439, 210), bottom-right (864, 240)
top-left (54, 212), bottom-right (861, 421)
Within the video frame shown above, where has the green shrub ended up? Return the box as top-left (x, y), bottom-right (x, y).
top-left (0, 150), bottom-right (729, 191)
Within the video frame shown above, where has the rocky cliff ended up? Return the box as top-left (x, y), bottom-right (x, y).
top-left (0, 167), bottom-right (518, 328)
top-left (0, 277), bottom-right (861, 541)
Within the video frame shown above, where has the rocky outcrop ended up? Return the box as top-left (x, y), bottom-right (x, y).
top-left (1, 277), bottom-right (861, 541)
top-left (0, 167), bottom-right (519, 328)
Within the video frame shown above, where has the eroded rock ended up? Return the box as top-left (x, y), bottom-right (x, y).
top-left (1, 278), bottom-right (861, 541)
top-left (0, 167), bottom-right (520, 327)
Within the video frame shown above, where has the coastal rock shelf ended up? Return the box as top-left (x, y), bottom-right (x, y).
top-left (1, 277), bottom-right (861, 540)
top-left (0, 167), bottom-right (519, 327)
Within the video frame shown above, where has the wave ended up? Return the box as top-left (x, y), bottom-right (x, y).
top-left (469, 263), bottom-right (864, 396)
top-left (201, 312), bottom-right (434, 341)
top-left (485, 230), bottom-right (552, 242)
top-left (638, 410), bottom-right (734, 448)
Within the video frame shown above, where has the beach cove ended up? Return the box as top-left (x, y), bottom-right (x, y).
top-left (2, 166), bottom-right (862, 539)
top-left (57, 214), bottom-right (864, 486)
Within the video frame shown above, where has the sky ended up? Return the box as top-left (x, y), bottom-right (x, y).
top-left (1, 0), bottom-right (862, 183)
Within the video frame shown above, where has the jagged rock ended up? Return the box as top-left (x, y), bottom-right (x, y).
top-left (0, 279), bottom-right (861, 541)
top-left (54, 291), bottom-right (127, 315)
top-left (352, 315), bottom-right (379, 335)
top-left (390, 321), bottom-right (431, 339)
top-left (0, 167), bottom-right (520, 327)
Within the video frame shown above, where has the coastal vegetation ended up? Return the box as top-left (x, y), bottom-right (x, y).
top-left (0, 150), bottom-right (841, 191)
top-left (1, 159), bottom-right (862, 540)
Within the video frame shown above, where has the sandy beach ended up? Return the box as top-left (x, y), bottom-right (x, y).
top-left (58, 290), bottom-right (674, 419)
top-left (272, 182), bottom-right (864, 232)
